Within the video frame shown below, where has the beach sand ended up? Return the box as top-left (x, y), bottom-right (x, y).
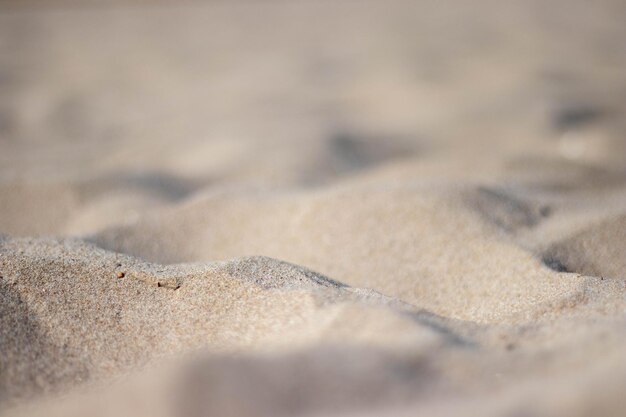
top-left (1, 1), bottom-right (626, 416)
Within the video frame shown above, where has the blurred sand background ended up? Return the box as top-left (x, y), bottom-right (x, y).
top-left (1, 0), bottom-right (626, 416)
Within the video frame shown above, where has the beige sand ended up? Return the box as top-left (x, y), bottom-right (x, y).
top-left (1, 1), bottom-right (626, 416)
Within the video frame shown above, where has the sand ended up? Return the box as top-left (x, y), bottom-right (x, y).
top-left (1, 0), bottom-right (626, 416)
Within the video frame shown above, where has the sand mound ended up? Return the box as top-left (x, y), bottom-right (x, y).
top-left (543, 214), bottom-right (626, 278)
top-left (91, 185), bottom-right (607, 323)
top-left (0, 236), bottom-right (448, 408)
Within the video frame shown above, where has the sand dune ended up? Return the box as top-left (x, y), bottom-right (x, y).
top-left (544, 214), bottom-right (626, 278)
top-left (90, 184), bottom-right (620, 323)
top-left (0, 237), bottom-right (453, 406)
top-left (2, 236), bottom-right (626, 417)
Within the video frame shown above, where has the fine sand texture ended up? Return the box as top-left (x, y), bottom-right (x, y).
top-left (1, 1), bottom-right (626, 416)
